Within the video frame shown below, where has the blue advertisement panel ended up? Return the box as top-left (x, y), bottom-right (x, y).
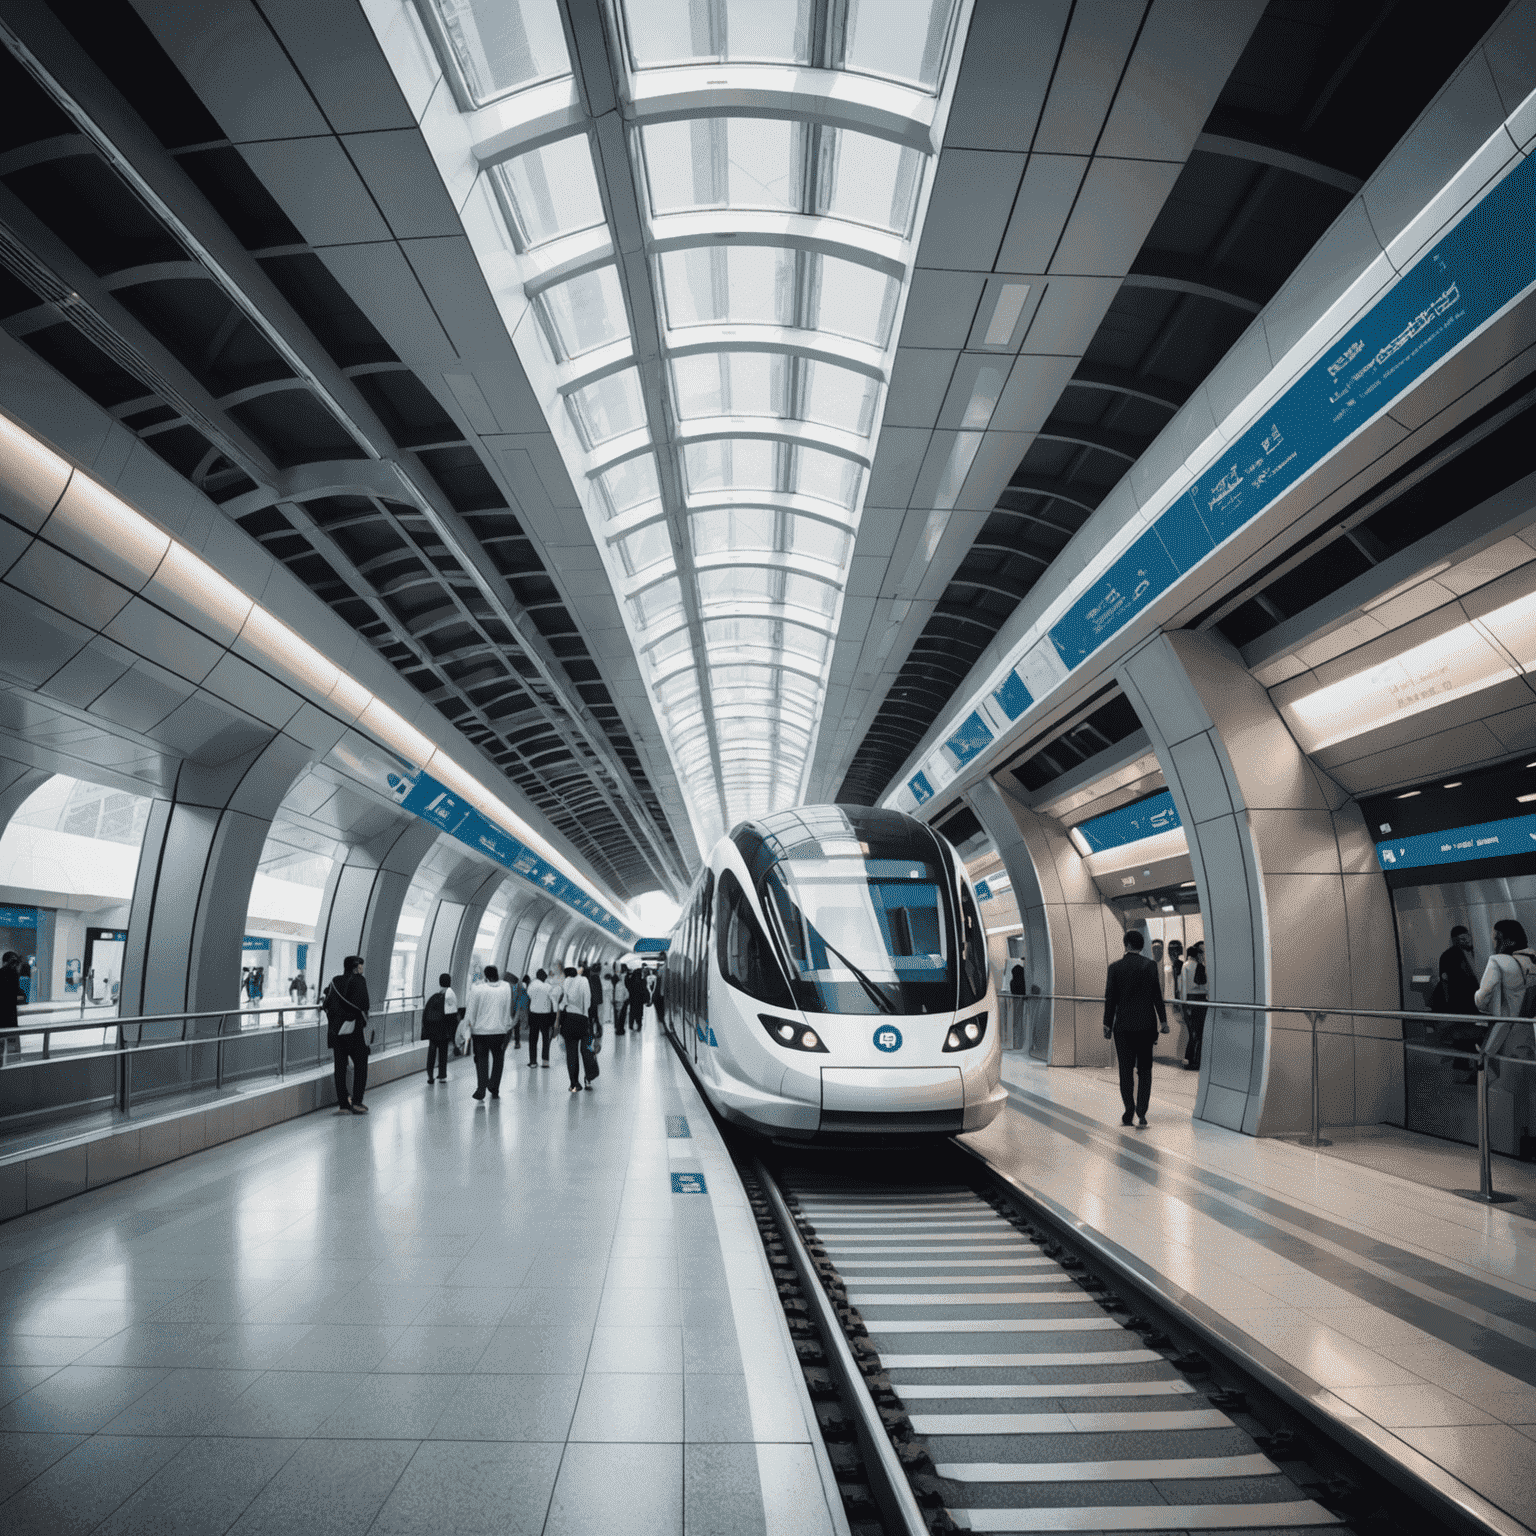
top-left (1375, 812), bottom-right (1536, 874)
top-left (992, 670), bottom-right (1033, 722)
top-left (945, 710), bottom-right (994, 768)
top-left (1042, 150), bottom-right (1536, 676)
top-left (1073, 789), bottom-right (1183, 854)
top-left (908, 771), bottom-right (934, 805)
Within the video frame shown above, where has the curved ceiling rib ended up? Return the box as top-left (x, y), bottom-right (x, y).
top-left (404, 0), bottom-right (970, 851)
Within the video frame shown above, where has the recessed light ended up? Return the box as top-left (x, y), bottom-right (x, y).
top-left (1396, 790), bottom-right (1421, 799)
top-left (1519, 793), bottom-right (1536, 804)
top-left (1443, 781), bottom-right (1462, 788)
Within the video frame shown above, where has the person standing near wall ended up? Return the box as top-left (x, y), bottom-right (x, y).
top-left (0, 951), bottom-right (23, 1060)
top-left (527, 968), bottom-right (555, 1068)
top-left (628, 965), bottom-right (649, 1033)
top-left (1102, 930), bottom-right (1169, 1128)
top-left (323, 955), bottom-right (371, 1114)
top-left (1436, 926), bottom-right (1480, 1016)
top-left (422, 971), bottom-right (458, 1085)
top-left (463, 964), bottom-right (513, 1101)
top-left (558, 964), bottom-right (592, 1092)
top-left (1179, 941), bottom-right (1208, 1071)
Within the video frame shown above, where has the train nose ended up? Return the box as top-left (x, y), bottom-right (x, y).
top-left (821, 1066), bottom-right (964, 1112)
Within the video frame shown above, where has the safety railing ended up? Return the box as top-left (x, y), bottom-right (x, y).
top-left (0, 995), bottom-right (424, 1137)
top-left (1000, 990), bottom-right (1529, 1207)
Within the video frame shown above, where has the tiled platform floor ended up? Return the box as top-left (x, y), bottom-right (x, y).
top-left (976, 1055), bottom-right (1536, 1532)
top-left (0, 1027), bottom-right (842, 1536)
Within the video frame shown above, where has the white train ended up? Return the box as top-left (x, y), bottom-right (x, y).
top-left (663, 805), bottom-right (1005, 1140)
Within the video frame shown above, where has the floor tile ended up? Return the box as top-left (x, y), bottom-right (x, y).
top-left (225, 1438), bottom-right (418, 1536)
top-left (544, 1441), bottom-right (682, 1536)
top-left (586, 1324), bottom-right (683, 1373)
top-left (428, 1371), bottom-right (582, 1441)
top-left (0, 1431), bottom-right (188, 1536)
top-left (92, 1435), bottom-right (300, 1536)
top-left (206, 1369), bottom-right (366, 1437)
top-left (0, 1365), bottom-right (169, 1433)
top-left (569, 1370), bottom-right (684, 1442)
top-left (474, 1325), bottom-right (593, 1374)
top-left (370, 1441), bottom-right (562, 1535)
top-left (0, 1430), bottom-right (84, 1503)
top-left (1395, 1423), bottom-right (1536, 1525)
top-left (1335, 1382), bottom-right (1498, 1427)
top-left (98, 1367), bottom-right (262, 1436)
top-left (375, 1325), bottom-right (495, 1374)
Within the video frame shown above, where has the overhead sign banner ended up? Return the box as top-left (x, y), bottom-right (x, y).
top-left (1073, 790), bottom-right (1183, 854)
top-left (1375, 812), bottom-right (1536, 874)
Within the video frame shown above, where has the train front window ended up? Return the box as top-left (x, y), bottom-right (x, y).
top-left (761, 856), bottom-right (954, 1015)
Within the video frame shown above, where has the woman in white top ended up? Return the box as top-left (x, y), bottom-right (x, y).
top-left (463, 964), bottom-right (514, 1101)
top-left (1474, 919), bottom-right (1536, 1018)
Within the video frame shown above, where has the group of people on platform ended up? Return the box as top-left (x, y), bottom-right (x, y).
top-left (321, 951), bottom-right (665, 1113)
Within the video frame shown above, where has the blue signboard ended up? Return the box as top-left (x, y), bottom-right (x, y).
top-left (974, 879), bottom-right (993, 901)
top-left (241, 936), bottom-right (271, 952)
top-left (992, 670), bottom-right (1034, 722)
top-left (380, 765), bottom-right (636, 944)
top-left (1044, 153), bottom-right (1536, 676)
top-left (0, 906), bottom-right (38, 929)
top-left (908, 771), bottom-right (934, 805)
top-left (634, 936), bottom-right (671, 953)
top-left (671, 1171), bottom-right (707, 1194)
top-left (666, 1115), bottom-right (691, 1138)
top-left (1072, 790), bottom-right (1183, 854)
top-left (1375, 813), bottom-right (1536, 874)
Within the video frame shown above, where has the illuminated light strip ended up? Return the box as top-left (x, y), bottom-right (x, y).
top-left (896, 131), bottom-right (1536, 811)
top-left (0, 410), bottom-right (636, 944)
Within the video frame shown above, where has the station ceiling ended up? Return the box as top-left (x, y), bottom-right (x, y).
top-left (0, 0), bottom-right (1518, 893)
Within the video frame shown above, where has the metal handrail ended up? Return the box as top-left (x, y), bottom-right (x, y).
top-left (1010, 990), bottom-right (1526, 1206)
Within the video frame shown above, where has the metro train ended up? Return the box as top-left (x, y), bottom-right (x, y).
top-left (663, 805), bottom-right (1005, 1140)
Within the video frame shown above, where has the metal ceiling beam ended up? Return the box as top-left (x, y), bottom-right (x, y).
top-left (1195, 131), bottom-right (1363, 195)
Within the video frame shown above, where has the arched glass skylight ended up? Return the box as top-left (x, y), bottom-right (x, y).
top-left (413, 0), bottom-right (966, 851)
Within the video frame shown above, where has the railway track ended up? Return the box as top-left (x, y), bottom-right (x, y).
top-left (746, 1145), bottom-right (1458, 1536)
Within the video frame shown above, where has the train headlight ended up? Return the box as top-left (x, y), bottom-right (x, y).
top-left (942, 1012), bottom-right (988, 1052)
top-left (758, 1014), bottom-right (829, 1053)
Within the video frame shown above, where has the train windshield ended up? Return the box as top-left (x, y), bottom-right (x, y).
top-left (760, 855), bottom-right (956, 1015)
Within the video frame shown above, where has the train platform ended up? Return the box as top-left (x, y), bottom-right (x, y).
top-left (0, 1029), bottom-right (842, 1536)
top-left (970, 1056), bottom-right (1536, 1533)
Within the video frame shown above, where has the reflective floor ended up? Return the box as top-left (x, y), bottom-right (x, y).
top-left (977, 1057), bottom-right (1536, 1531)
top-left (0, 1027), bottom-right (838, 1535)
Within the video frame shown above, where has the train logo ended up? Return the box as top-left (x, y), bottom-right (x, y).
top-left (873, 1026), bottom-right (903, 1053)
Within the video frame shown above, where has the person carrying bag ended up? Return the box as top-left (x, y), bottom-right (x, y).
top-left (422, 971), bottom-right (458, 1085)
top-left (323, 954), bottom-right (371, 1114)
top-left (557, 965), bottom-right (592, 1092)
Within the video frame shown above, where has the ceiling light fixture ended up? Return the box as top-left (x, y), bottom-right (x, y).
top-left (983, 281), bottom-right (1030, 346)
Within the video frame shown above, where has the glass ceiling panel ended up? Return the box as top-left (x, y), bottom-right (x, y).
top-left (491, 135), bottom-right (604, 250)
top-left (783, 572), bottom-right (838, 617)
top-left (645, 627), bottom-right (693, 666)
top-left (684, 439), bottom-right (778, 496)
top-left (616, 521), bottom-right (673, 577)
top-left (786, 514), bottom-right (850, 566)
top-left (631, 576), bottom-right (683, 628)
top-left (596, 454), bottom-right (660, 517)
top-left (845, 0), bottom-right (955, 92)
top-left (794, 446), bottom-right (861, 508)
top-left (427, 0), bottom-right (571, 107)
top-left (802, 361), bottom-right (879, 436)
top-left (819, 131), bottom-right (921, 234)
top-left (691, 506), bottom-right (776, 557)
top-left (671, 352), bottom-right (786, 420)
top-left (538, 265), bottom-right (630, 358)
top-left (698, 567), bottom-right (773, 608)
top-left (568, 368), bottom-right (647, 447)
top-left (621, 0), bottom-right (813, 69)
top-left (643, 119), bottom-right (800, 216)
top-left (815, 255), bottom-right (899, 347)
top-left (658, 245), bottom-right (796, 330)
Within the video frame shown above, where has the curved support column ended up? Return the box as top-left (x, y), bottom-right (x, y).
top-left (1116, 630), bottom-right (1401, 1136)
top-left (315, 817), bottom-right (440, 997)
top-left (492, 888), bottom-right (545, 974)
top-left (966, 777), bottom-right (1118, 1067)
top-left (415, 857), bottom-right (503, 996)
top-left (121, 735), bottom-right (311, 1016)
top-left (0, 760), bottom-right (49, 836)
top-left (505, 898), bottom-right (554, 977)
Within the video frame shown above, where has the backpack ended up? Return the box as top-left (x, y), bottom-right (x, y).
top-left (422, 990), bottom-right (446, 1033)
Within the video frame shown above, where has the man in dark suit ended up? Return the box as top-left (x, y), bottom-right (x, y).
top-left (1102, 929), bottom-right (1169, 1128)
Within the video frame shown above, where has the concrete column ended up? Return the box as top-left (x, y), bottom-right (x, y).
top-left (413, 857), bottom-right (499, 997)
top-left (446, 871), bottom-right (508, 989)
top-left (121, 734), bottom-right (311, 1016)
top-left (491, 888), bottom-right (542, 973)
top-left (1116, 630), bottom-right (1401, 1136)
top-left (966, 777), bottom-right (1119, 1067)
top-left (314, 818), bottom-right (439, 997)
top-left (504, 898), bottom-right (553, 977)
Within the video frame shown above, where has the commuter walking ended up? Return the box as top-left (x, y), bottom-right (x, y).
top-left (1435, 926), bottom-right (1480, 1015)
top-left (0, 950), bottom-right (24, 1060)
top-left (558, 964), bottom-right (593, 1091)
top-left (614, 963), bottom-right (629, 1034)
top-left (627, 965), bottom-right (649, 1033)
top-left (323, 955), bottom-right (371, 1114)
top-left (527, 968), bottom-right (555, 1067)
top-left (1102, 930), bottom-right (1169, 1128)
top-left (1475, 920), bottom-right (1536, 1017)
top-left (653, 967), bottom-right (666, 1030)
top-left (422, 971), bottom-right (459, 1084)
top-left (464, 964), bottom-right (514, 1101)
top-left (1179, 941), bottom-right (1209, 1071)
top-left (511, 972), bottom-right (529, 1050)
top-left (1009, 962), bottom-right (1026, 996)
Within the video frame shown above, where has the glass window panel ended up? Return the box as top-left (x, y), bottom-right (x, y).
top-left (632, 576), bottom-right (683, 628)
top-left (820, 131), bottom-right (921, 234)
top-left (538, 265), bottom-right (629, 358)
top-left (699, 566), bottom-right (773, 607)
top-left (844, 0), bottom-right (955, 91)
top-left (491, 135), bottom-right (604, 250)
top-left (656, 669), bottom-right (700, 706)
top-left (659, 246), bottom-right (796, 329)
top-left (684, 438), bottom-right (778, 495)
top-left (429, 0), bottom-right (571, 106)
top-left (786, 514), bottom-right (849, 566)
top-left (622, 0), bottom-right (812, 67)
top-left (706, 616), bottom-right (773, 648)
top-left (795, 447), bottom-right (860, 508)
top-left (616, 521), bottom-right (673, 576)
top-left (814, 255), bottom-right (898, 348)
top-left (646, 627), bottom-right (693, 665)
top-left (567, 368), bottom-right (647, 447)
top-left (692, 507), bottom-right (776, 556)
top-left (802, 362), bottom-right (879, 436)
top-left (644, 119), bottom-right (800, 215)
top-left (672, 353), bottom-right (785, 420)
top-left (597, 453), bottom-right (660, 516)
top-left (782, 624), bottom-right (830, 661)
top-left (783, 573), bottom-right (838, 617)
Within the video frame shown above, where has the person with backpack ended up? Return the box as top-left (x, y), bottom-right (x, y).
top-left (1475, 920), bottom-right (1536, 1019)
top-left (324, 955), bottom-right (371, 1114)
top-left (422, 971), bottom-right (458, 1085)
top-left (462, 964), bottom-right (514, 1101)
